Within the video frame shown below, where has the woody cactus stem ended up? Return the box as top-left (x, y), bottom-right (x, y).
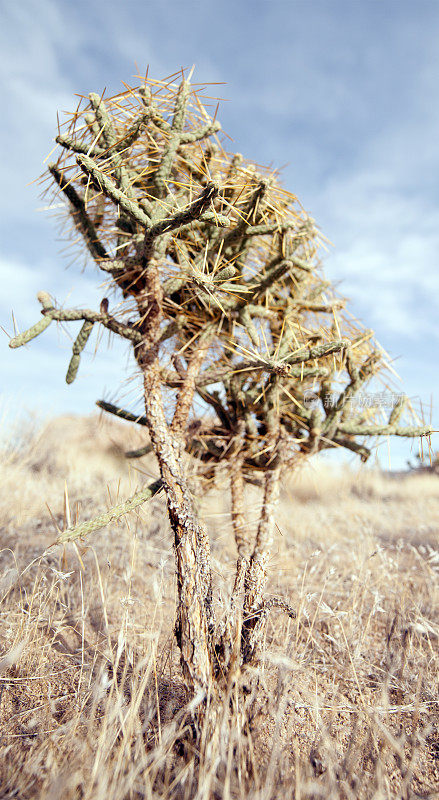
top-left (138, 365), bottom-right (214, 691)
top-left (242, 447), bottom-right (283, 664)
top-left (230, 457), bottom-right (250, 559)
top-left (66, 321), bottom-right (93, 384)
top-left (134, 248), bottom-right (214, 691)
top-left (239, 375), bottom-right (283, 664)
top-left (229, 424), bottom-right (252, 560)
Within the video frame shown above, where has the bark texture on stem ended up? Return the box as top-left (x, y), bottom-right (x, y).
top-left (135, 253), bottom-right (214, 694)
top-left (242, 458), bottom-right (282, 664)
top-left (230, 453), bottom-right (252, 560)
top-left (139, 354), bottom-right (214, 692)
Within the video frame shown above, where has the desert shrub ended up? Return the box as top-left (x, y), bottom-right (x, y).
top-left (9, 68), bottom-right (431, 698)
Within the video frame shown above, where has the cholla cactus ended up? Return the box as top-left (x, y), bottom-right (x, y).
top-left (9, 68), bottom-right (432, 694)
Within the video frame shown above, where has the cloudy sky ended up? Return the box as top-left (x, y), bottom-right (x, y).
top-left (2, 0), bottom-right (438, 466)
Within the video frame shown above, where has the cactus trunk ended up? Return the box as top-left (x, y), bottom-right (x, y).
top-left (140, 356), bottom-right (214, 693)
top-left (242, 463), bottom-right (282, 664)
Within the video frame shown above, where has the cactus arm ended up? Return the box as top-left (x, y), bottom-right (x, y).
top-left (57, 120), bottom-right (155, 218)
top-left (280, 339), bottom-right (349, 367)
top-left (96, 399), bottom-right (148, 426)
top-left (65, 321), bottom-right (94, 384)
top-left (249, 257), bottom-right (304, 301)
top-left (88, 93), bottom-right (117, 148)
top-left (88, 93), bottom-right (133, 197)
top-left (338, 422), bottom-right (432, 437)
top-left (55, 478), bottom-right (163, 544)
top-left (232, 339), bottom-right (349, 377)
top-left (181, 119), bottom-right (221, 144)
top-left (222, 255), bottom-right (315, 313)
top-left (195, 387), bottom-right (233, 429)
top-left (180, 120), bottom-right (221, 144)
top-left (222, 152), bottom-right (244, 202)
top-left (141, 182), bottom-right (219, 262)
top-left (158, 317), bottom-right (186, 343)
top-left (239, 306), bottom-right (260, 346)
top-left (10, 294), bottom-right (141, 351)
top-left (322, 351), bottom-right (381, 437)
top-left (111, 111), bottom-right (153, 152)
top-left (228, 221), bottom-right (300, 241)
top-left (84, 112), bottom-right (103, 140)
top-left (56, 134), bottom-right (105, 158)
top-left (149, 182), bottom-right (218, 238)
top-left (201, 344), bottom-right (347, 389)
top-left (48, 164), bottom-right (109, 261)
top-left (153, 79), bottom-right (191, 196)
top-left (163, 363), bottom-right (331, 390)
top-left (289, 300), bottom-right (345, 312)
top-left (138, 86), bottom-right (172, 133)
top-left (75, 154), bottom-right (150, 227)
top-left (97, 259), bottom-right (131, 275)
top-left (41, 305), bottom-right (142, 343)
top-left (9, 315), bottom-right (52, 348)
top-left (388, 394), bottom-right (407, 425)
top-left (328, 435), bottom-right (371, 462)
top-left (171, 329), bottom-right (215, 435)
top-left (170, 209), bottom-right (230, 236)
top-left (220, 181), bottom-right (268, 247)
top-left (125, 444), bottom-right (153, 458)
top-left (9, 291), bottom-right (55, 348)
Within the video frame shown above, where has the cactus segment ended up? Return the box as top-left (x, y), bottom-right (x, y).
top-left (65, 321), bottom-right (94, 384)
top-left (76, 154), bottom-right (150, 227)
top-left (125, 444), bottom-right (153, 458)
top-left (96, 400), bottom-right (148, 426)
top-left (56, 478), bottom-right (163, 544)
top-left (9, 315), bottom-right (52, 348)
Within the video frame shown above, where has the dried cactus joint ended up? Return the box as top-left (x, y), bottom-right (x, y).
top-left (11, 69), bottom-right (432, 695)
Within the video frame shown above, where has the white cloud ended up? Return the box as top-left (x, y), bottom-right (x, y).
top-left (316, 163), bottom-right (439, 340)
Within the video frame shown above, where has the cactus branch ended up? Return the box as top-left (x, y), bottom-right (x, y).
top-left (142, 182), bottom-right (219, 263)
top-left (96, 399), bottom-right (148, 426)
top-left (56, 134), bottom-right (106, 159)
top-left (330, 436), bottom-right (371, 462)
top-left (388, 394), bottom-right (408, 426)
top-left (153, 79), bottom-right (191, 196)
top-left (88, 93), bottom-right (133, 196)
top-left (338, 422), bottom-right (432, 437)
top-left (41, 302), bottom-right (142, 343)
top-left (9, 314), bottom-right (52, 348)
top-left (180, 119), bottom-right (221, 144)
top-left (125, 444), bottom-right (153, 458)
top-left (322, 351), bottom-right (381, 437)
top-left (66, 321), bottom-right (94, 384)
top-left (76, 154), bottom-right (150, 227)
top-left (55, 478), bottom-right (163, 544)
top-left (230, 449), bottom-right (252, 559)
top-left (242, 452), bottom-right (283, 664)
top-left (48, 164), bottom-right (109, 261)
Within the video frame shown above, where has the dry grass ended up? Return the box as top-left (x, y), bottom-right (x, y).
top-left (1, 415), bottom-right (438, 799)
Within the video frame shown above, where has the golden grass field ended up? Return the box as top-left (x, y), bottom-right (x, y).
top-left (1, 414), bottom-right (438, 799)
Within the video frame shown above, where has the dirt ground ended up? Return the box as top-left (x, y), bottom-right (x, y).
top-left (1, 414), bottom-right (438, 799)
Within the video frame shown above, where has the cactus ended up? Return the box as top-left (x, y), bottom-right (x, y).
top-left (10, 69), bottom-right (432, 696)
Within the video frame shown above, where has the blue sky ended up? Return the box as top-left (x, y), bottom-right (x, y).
top-left (1, 0), bottom-right (438, 466)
